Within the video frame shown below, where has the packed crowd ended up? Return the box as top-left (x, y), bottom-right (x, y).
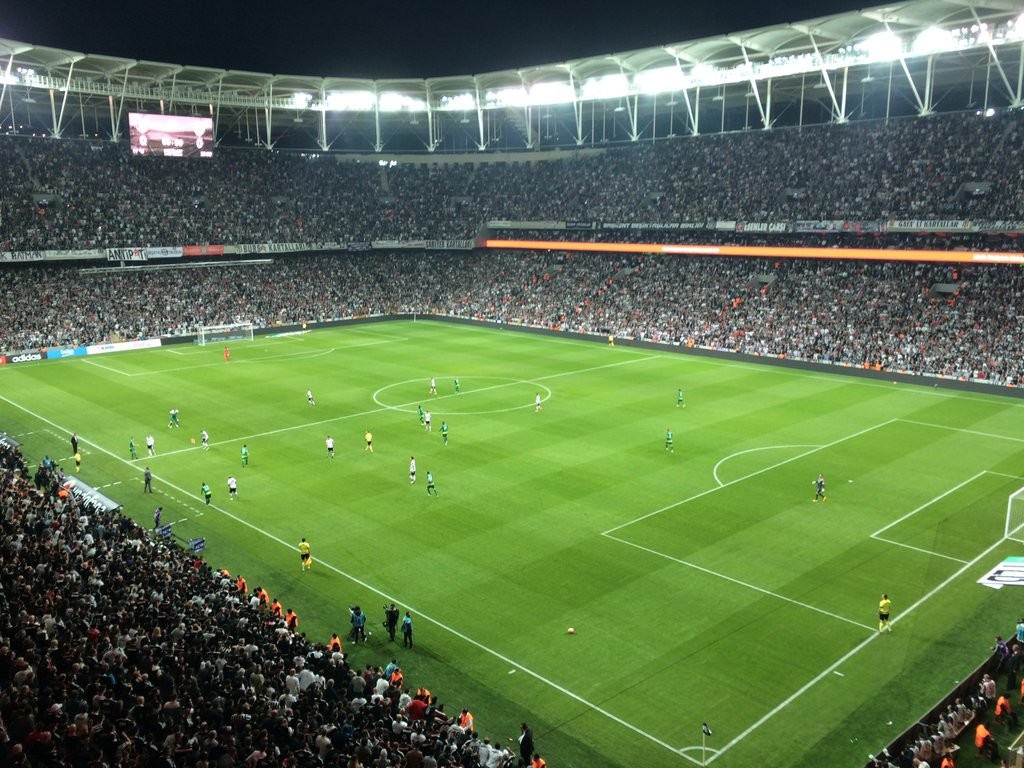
top-left (0, 438), bottom-right (547, 768)
top-left (1, 110), bottom-right (1023, 250)
top-left (1, 252), bottom-right (1022, 387)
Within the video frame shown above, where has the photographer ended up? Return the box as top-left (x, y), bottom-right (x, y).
top-left (383, 603), bottom-right (400, 642)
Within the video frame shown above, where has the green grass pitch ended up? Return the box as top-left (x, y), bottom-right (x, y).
top-left (3, 319), bottom-right (1024, 768)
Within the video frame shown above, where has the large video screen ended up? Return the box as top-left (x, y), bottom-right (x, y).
top-left (129, 112), bottom-right (214, 158)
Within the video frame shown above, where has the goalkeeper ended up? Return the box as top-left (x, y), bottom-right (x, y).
top-left (813, 473), bottom-right (827, 502)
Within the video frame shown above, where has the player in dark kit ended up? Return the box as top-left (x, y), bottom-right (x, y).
top-left (813, 473), bottom-right (827, 502)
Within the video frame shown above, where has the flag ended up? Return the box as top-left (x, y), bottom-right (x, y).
top-left (702, 723), bottom-right (712, 736)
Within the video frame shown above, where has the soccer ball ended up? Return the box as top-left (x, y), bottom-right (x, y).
top-left (567, 627), bottom-right (576, 635)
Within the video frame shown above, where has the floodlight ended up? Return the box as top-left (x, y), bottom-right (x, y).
top-left (579, 73), bottom-right (629, 101)
top-left (324, 91), bottom-right (376, 112)
top-left (861, 31), bottom-right (903, 62)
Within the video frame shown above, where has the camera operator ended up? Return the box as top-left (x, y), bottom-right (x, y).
top-left (383, 603), bottom-right (400, 642)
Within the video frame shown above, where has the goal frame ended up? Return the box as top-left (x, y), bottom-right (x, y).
top-left (1005, 486), bottom-right (1024, 543)
top-left (195, 322), bottom-right (255, 346)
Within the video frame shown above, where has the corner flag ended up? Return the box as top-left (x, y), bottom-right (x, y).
top-left (702, 723), bottom-right (713, 736)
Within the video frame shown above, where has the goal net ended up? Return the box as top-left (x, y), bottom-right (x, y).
top-left (1005, 486), bottom-right (1024, 544)
top-left (195, 322), bottom-right (255, 346)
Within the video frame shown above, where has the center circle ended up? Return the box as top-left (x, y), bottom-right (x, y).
top-left (372, 377), bottom-right (551, 415)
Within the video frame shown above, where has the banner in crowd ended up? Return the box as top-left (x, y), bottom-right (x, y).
top-left (486, 220), bottom-right (560, 230)
top-left (425, 240), bottom-right (474, 250)
top-left (736, 222), bottom-right (790, 234)
top-left (48, 249), bottom-right (105, 261)
top-left (795, 220), bottom-right (842, 233)
top-left (842, 221), bottom-right (884, 234)
top-left (887, 219), bottom-right (975, 232)
top-left (977, 220), bottom-right (1024, 232)
top-left (235, 242), bottom-right (322, 255)
top-left (107, 247), bottom-right (147, 262)
top-left (144, 246), bottom-right (184, 259)
top-left (373, 240), bottom-right (429, 249)
top-left (0, 250), bottom-right (45, 261)
top-left (599, 222), bottom-right (707, 230)
top-left (183, 245), bottom-right (226, 257)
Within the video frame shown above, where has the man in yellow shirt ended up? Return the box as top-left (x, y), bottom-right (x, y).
top-left (878, 594), bottom-right (892, 633)
top-left (364, 430), bottom-right (373, 453)
top-left (299, 538), bottom-right (312, 571)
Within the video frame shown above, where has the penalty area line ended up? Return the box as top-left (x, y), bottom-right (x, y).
top-left (603, 419), bottom-right (898, 536)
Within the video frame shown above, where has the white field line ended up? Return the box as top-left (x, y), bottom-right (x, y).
top-left (895, 418), bottom-right (1024, 444)
top-left (604, 533), bottom-right (876, 632)
top-left (869, 536), bottom-right (970, 564)
top-left (712, 444), bottom-right (820, 487)
top-left (870, 469), bottom-right (1024, 564)
top-left (870, 470), bottom-right (988, 551)
top-left (603, 419), bottom-right (898, 537)
top-left (82, 358), bottom-right (133, 376)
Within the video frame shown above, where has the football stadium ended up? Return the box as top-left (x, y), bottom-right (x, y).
top-left (4, 3), bottom-right (1024, 768)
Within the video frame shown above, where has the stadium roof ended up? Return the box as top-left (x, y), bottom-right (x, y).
top-left (1, 0), bottom-right (1023, 152)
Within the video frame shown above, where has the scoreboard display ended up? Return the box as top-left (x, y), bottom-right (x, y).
top-left (129, 112), bottom-right (214, 158)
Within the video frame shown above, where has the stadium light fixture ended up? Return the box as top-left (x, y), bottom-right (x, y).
top-left (378, 92), bottom-right (427, 112)
top-left (912, 27), bottom-right (952, 56)
top-left (860, 31), bottom-right (903, 63)
top-left (323, 91), bottom-right (376, 112)
top-left (634, 66), bottom-right (689, 95)
top-left (579, 73), bottom-right (629, 101)
top-left (483, 86), bottom-right (528, 109)
top-left (438, 93), bottom-right (476, 111)
top-left (527, 81), bottom-right (575, 106)
top-left (290, 92), bottom-right (313, 110)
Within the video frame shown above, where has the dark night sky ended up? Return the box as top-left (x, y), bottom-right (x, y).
top-left (2, 0), bottom-right (863, 80)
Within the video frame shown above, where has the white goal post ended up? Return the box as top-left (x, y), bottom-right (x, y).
top-left (195, 322), bottom-right (255, 346)
top-left (1005, 486), bottom-right (1024, 543)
